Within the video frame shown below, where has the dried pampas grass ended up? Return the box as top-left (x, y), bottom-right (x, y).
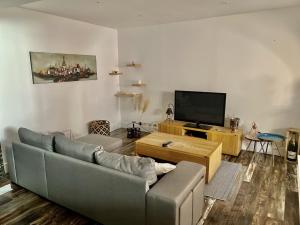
top-left (140, 99), bottom-right (150, 113)
top-left (137, 96), bottom-right (150, 122)
top-left (137, 95), bottom-right (150, 113)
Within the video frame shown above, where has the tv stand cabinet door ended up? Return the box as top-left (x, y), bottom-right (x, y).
top-left (209, 133), bottom-right (241, 156)
top-left (158, 122), bottom-right (184, 136)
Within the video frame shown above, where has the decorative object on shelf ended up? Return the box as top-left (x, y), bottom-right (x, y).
top-left (285, 128), bottom-right (300, 162)
top-left (109, 69), bottom-right (123, 75)
top-left (88, 120), bottom-right (110, 136)
top-left (229, 117), bottom-right (240, 132)
top-left (30, 52), bottom-right (97, 84)
top-left (127, 122), bottom-right (141, 139)
top-left (126, 61), bottom-right (141, 68)
top-left (166, 103), bottom-right (174, 120)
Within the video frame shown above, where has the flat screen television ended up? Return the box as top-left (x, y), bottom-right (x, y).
top-left (174, 90), bottom-right (226, 127)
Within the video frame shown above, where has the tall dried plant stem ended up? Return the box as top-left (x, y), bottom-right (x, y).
top-left (139, 98), bottom-right (150, 122)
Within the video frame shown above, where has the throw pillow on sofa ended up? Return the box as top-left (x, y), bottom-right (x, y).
top-left (55, 135), bottom-right (103, 163)
top-left (154, 162), bottom-right (176, 175)
top-left (18, 127), bottom-right (54, 151)
top-left (94, 150), bottom-right (157, 186)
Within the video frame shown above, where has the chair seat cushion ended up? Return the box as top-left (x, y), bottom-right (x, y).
top-left (76, 134), bottom-right (123, 152)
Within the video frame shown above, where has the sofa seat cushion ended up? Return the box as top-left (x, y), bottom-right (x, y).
top-left (55, 135), bottom-right (102, 163)
top-left (18, 127), bottom-right (54, 151)
top-left (76, 134), bottom-right (122, 152)
top-left (95, 150), bottom-right (157, 186)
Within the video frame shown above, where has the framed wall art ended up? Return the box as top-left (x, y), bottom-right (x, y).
top-left (30, 52), bottom-right (97, 84)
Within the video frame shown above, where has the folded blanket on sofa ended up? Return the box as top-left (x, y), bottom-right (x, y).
top-left (95, 150), bottom-right (157, 186)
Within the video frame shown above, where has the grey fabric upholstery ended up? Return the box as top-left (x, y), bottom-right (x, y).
top-left (4, 145), bottom-right (17, 183)
top-left (12, 143), bottom-right (48, 198)
top-left (180, 192), bottom-right (193, 225)
top-left (76, 134), bottom-right (122, 152)
top-left (95, 150), bottom-right (157, 186)
top-left (55, 135), bottom-right (102, 163)
top-left (44, 151), bottom-right (147, 225)
top-left (9, 136), bottom-right (205, 225)
top-left (192, 179), bottom-right (205, 225)
top-left (18, 127), bottom-right (54, 151)
top-left (147, 161), bottom-right (206, 225)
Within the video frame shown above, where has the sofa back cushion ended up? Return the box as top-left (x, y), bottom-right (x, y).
top-left (95, 150), bottom-right (157, 186)
top-left (18, 127), bottom-right (54, 152)
top-left (55, 135), bottom-right (102, 163)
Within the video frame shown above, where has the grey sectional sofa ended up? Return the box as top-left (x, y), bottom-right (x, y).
top-left (5, 130), bottom-right (206, 225)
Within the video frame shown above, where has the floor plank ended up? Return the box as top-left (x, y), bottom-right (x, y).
top-left (285, 190), bottom-right (299, 225)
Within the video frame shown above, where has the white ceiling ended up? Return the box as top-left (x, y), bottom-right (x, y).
top-left (18, 0), bottom-right (300, 28)
top-left (0, 0), bottom-right (40, 8)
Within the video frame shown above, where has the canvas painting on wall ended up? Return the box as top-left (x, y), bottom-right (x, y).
top-left (30, 52), bottom-right (97, 84)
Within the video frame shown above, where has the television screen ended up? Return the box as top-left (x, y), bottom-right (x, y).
top-left (174, 90), bottom-right (226, 126)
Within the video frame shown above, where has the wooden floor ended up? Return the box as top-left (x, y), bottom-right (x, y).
top-left (0, 128), bottom-right (298, 225)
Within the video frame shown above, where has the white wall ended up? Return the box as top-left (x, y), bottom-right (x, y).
top-left (118, 7), bottom-right (300, 134)
top-left (0, 8), bottom-right (121, 147)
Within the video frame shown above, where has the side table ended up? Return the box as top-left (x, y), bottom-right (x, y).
top-left (257, 133), bottom-right (285, 166)
top-left (245, 134), bottom-right (264, 152)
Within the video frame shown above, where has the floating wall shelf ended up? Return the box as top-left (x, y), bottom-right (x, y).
top-left (109, 72), bottom-right (123, 76)
top-left (132, 83), bottom-right (146, 87)
top-left (115, 91), bottom-right (142, 97)
top-left (126, 62), bottom-right (142, 68)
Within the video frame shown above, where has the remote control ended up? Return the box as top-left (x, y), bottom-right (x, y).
top-left (162, 141), bottom-right (173, 147)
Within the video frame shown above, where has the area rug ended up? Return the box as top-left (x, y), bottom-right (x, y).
top-left (204, 161), bottom-right (244, 201)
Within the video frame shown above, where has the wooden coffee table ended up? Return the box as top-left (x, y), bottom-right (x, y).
top-left (135, 132), bottom-right (222, 183)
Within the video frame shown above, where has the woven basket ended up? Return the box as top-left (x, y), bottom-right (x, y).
top-left (88, 120), bottom-right (110, 136)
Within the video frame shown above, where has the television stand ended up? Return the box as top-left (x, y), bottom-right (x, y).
top-left (184, 123), bottom-right (212, 130)
top-left (158, 120), bottom-right (243, 156)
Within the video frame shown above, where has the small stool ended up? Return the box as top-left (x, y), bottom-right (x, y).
top-left (88, 120), bottom-right (110, 136)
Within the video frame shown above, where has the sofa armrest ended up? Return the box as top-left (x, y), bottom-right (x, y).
top-left (3, 145), bottom-right (17, 183)
top-left (146, 161), bottom-right (206, 225)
